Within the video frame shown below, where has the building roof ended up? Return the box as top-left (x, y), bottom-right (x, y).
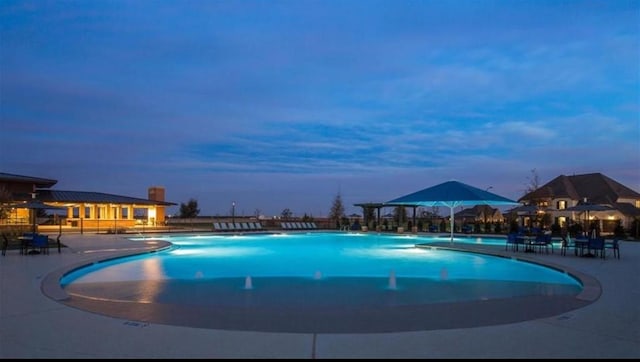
top-left (34, 189), bottom-right (176, 206)
top-left (614, 202), bottom-right (640, 218)
top-left (519, 172), bottom-right (640, 204)
top-left (0, 172), bottom-right (57, 188)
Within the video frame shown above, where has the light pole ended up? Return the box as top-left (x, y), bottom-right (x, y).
top-left (232, 201), bottom-right (236, 225)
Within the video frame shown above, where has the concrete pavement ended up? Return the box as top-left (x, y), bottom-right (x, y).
top-left (1, 232), bottom-right (639, 358)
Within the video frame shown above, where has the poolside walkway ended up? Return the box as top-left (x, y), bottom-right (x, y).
top-left (1, 233), bottom-right (639, 358)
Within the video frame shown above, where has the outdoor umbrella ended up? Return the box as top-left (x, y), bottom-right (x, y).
top-left (9, 199), bottom-right (65, 234)
top-left (564, 202), bottom-right (614, 236)
top-left (507, 204), bottom-right (544, 215)
top-left (506, 204), bottom-right (548, 229)
top-left (385, 180), bottom-right (520, 242)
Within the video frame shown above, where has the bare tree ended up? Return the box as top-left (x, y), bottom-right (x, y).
top-left (524, 168), bottom-right (541, 195)
top-left (281, 208), bottom-right (292, 220)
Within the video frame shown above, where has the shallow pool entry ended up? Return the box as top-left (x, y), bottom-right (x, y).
top-left (64, 275), bottom-right (582, 307)
top-left (58, 232), bottom-right (590, 333)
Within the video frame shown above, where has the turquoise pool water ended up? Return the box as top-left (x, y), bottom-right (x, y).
top-left (60, 232), bottom-right (581, 307)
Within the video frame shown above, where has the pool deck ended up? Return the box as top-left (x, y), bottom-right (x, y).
top-left (1, 232), bottom-right (639, 358)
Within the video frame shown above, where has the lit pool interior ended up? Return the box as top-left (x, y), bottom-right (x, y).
top-left (61, 232), bottom-right (582, 309)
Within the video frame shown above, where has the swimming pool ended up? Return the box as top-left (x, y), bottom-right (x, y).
top-left (59, 232), bottom-right (586, 333)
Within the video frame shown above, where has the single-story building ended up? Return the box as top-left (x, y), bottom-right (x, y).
top-left (0, 172), bottom-right (176, 233)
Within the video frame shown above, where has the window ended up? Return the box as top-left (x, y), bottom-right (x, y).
top-left (557, 200), bottom-right (567, 210)
top-left (84, 206), bottom-right (91, 219)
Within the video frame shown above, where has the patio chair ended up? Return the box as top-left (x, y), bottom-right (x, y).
top-left (604, 239), bottom-right (620, 259)
top-left (560, 234), bottom-right (576, 256)
top-left (533, 233), bottom-right (553, 254)
top-left (30, 234), bottom-right (50, 255)
top-left (506, 233), bottom-right (518, 252)
top-left (587, 237), bottom-right (605, 259)
top-left (1, 233), bottom-right (9, 256)
top-left (56, 232), bottom-right (62, 253)
top-left (514, 233), bottom-right (529, 252)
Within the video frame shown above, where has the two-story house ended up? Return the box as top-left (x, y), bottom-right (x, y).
top-left (518, 172), bottom-right (640, 234)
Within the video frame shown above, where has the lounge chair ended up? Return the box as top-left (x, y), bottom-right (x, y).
top-left (254, 222), bottom-right (263, 230)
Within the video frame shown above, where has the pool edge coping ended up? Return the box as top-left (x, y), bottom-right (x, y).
top-left (42, 234), bottom-right (600, 305)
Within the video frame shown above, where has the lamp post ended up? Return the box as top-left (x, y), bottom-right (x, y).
top-left (232, 201), bottom-right (236, 225)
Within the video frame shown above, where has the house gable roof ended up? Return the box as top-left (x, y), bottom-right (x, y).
top-left (519, 172), bottom-right (640, 204)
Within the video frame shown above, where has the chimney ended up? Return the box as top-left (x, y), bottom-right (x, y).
top-left (148, 186), bottom-right (165, 202)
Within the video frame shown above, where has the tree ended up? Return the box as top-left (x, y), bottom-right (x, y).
top-left (363, 207), bottom-right (375, 227)
top-left (329, 192), bottom-right (345, 229)
top-left (524, 168), bottom-right (541, 195)
top-left (281, 208), bottom-right (292, 220)
top-left (393, 206), bottom-right (407, 225)
top-left (0, 185), bottom-right (12, 220)
top-left (179, 198), bottom-right (200, 218)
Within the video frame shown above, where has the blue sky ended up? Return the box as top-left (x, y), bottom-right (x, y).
top-left (1, 0), bottom-right (639, 217)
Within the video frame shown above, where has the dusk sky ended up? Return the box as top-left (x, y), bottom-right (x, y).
top-left (1, 0), bottom-right (639, 218)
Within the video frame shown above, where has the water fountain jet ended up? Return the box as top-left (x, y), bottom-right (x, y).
top-left (244, 275), bottom-right (253, 290)
top-left (388, 270), bottom-right (397, 290)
